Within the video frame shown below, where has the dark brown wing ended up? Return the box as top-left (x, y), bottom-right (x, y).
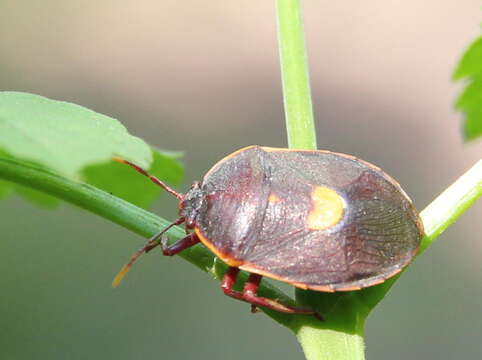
top-left (238, 148), bottom-right (423, 291)
top-left (195, 146), bottom-right (273, 261)
top-left (196, 147), bottom-right (422, 291)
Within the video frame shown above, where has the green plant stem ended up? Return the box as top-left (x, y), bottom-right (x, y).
top-left (290, 291), bottom-right (368, 360)
top-left (297, 330), bottom-right (365, 360)
top-left (296, 322), bottom-right (365, 360)
top-left (292, 160), bottom-right (482, 360)
top-left (419, 159), bottom-right (482, 253)
top-left (0, 155), bottom-right (481, 360)
top-left (0, 157), bottom-right (297, 326)
top-left (276, 0), bottom-right (317, 149)
top-left (359, 159), bottom-right (482, 309)
top-left (277, 1), bottom-right (359, 358)
top-left (276, 2), bottom-right (482, 359)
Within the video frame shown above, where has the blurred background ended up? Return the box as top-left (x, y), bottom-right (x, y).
top-left (1, 1), bottom-right (481, 359)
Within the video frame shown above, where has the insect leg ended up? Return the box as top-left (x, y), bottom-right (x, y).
top-left (112, 218), bottom-right (188, 287)
top-left (160, 233), bottom-right (200, 256)
top-left (221, 267), bottom-right (323, 319)
top-left (242, 274), bottom-right (322, 318)
top-left (220, 267), bottom-right (243, 300)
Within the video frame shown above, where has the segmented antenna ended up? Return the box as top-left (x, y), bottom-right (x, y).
top-left (112, 156), bottom-right (184, 200)
top-left (111, 156), bottom-right (186, 287)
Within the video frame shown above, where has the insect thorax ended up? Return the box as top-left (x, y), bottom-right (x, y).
top-left (179, 182), bottom-right (205, 228)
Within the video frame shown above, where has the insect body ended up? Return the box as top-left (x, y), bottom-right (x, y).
top-left (113, 146), bottom-right (424, 317)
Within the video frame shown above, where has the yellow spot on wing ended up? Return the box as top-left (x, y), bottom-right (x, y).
top-left (306, 186), bottom-right (345, 230)
top-left (268, 193), bottom-right (281, 203)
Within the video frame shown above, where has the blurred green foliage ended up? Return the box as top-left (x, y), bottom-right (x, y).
top-left (0, 92), bottom-right (184, 209)
top-left (453, 36), bottom-right (482, 141)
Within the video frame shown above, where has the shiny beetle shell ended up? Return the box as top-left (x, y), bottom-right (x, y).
top-left (180, 146), bottom-right (424, 292)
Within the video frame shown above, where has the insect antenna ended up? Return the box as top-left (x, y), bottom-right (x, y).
top-left (112, 217), bottom-right (185, 288)
top-left (112, 156), bottom-right (184, 200)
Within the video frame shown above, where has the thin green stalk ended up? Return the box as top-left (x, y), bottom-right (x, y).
top-left (276, 0), bottom-right (317, 150)
top-left (419, 159), bottom-right (482, 253)
top-left (296, 320), bottom-right (365, 360)
top-left (359, 159), bottom-right (482, 309)
top-left (277, 1), bottom-right (481, 359)
top-left (0, 151), bottom-right (481, 360)
top-left (290, 160), bottom-right (482, 359)
top-left (297, 330), bottom-right (365, 360)
top-left (291, 291), bottom-right (368, 360)
top-left (277, 1), bottom-right (363, 358)
top-left (0, 157), bottom-right (296, 326)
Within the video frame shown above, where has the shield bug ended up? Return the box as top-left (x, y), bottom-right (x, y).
top-left (112, 146), bottom-right (423, 318)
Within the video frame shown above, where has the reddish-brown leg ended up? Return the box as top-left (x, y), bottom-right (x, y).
top-left (112, 220), bottom-right (199, 287)
top-left (142, 217), bottom-right (186, 253)
top-left (220, 267), bottom-right (322, 318)
top-left (160, 233), bottom-right (200, 256)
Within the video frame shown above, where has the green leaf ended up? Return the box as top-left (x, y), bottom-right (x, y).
top-left (0, 91), bottom-right (152, 178)
top-left (1, 134), bottom-right (480, 360)
top-left (0, 92), bottom-right (184, 208)
top-left (0, 178), bottom-right (13, 199)
top-left (453, 36), bottom-right (482, 140)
